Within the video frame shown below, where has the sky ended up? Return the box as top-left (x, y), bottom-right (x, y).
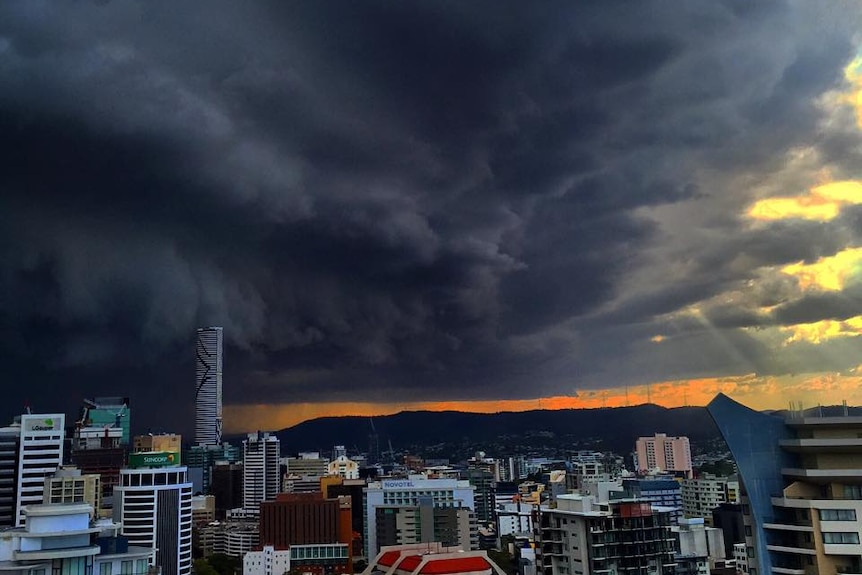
top-left (3, 1), bottom-right (862, 436)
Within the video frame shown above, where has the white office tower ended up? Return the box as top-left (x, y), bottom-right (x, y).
top-left (243, 432), bottom-right (280, 516)
top-left (195, 326), bottom-right (223, 446)
top-left (16, 413), bottom-right (65, 526)
top-left (114, 466), bottom-right (194, 575)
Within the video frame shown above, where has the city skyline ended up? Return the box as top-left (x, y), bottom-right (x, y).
top-left (3, 3), bottom-right (862, 434)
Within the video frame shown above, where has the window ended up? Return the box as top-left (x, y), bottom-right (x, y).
top-left (844, 486), bottom-right (862, 500)
top-left (120, 561), bottom-right (132, 575)
top-left (823, 532), bottom-right (860, 544)
top-left (819, 509), bottom-right (857, 521)
top-left (135, 560), bottom-right (147, 574)
top-left (99, 564), bottom-right (111, 575)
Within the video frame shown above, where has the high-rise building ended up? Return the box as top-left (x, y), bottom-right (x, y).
top-left (114, 464), bottom-right (194, 575)
top-left (708, 393), bottom-right (862, 575)
top-left (635, 433), bottom-right (693, 478)
top-left (535, 494), bottom-right (677, 575)
top-left (681, 474), bottom-right (739, 525)
top-left (363, 477), bottom-right (476, 558)
top-left (15, 413), bottom-right (65, 527)
top-left (211, 462), bottom-right (243, 519)
top-left (375, 503), bottom-right (477, 552)
top-left (195, 326), bottom-right (223, 446)
top-left (243, 432), bottom-right (280, 516)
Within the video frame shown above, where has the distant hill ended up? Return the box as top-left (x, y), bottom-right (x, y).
top-left (271, 404), bottom-right (724, 460)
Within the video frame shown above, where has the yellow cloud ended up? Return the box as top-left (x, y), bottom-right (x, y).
top-left (842, 54), bottom-right (862, 128)
top-left (782, 316), bottom-right (862, 345)
top-left (748, 180), bottom-right (862, 222)
top-left (650, 335), bottom-right (666, 343)
top-left (781, 247), bottom-right (862, 291)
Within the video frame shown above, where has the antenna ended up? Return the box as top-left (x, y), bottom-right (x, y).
top-left (646, 383), bottom-right (652, 405)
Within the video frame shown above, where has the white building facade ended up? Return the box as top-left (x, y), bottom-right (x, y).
top-left (243, 545), bottom-right (291, 575)
top-left (16, 414), bottom-right (65, 527)
top-left (363, 477), bottom-right (475, 558)
top-left (195, 327), bottom-right (223, 446)
top-left (243, 432), bottom-right (280, 516)
top-left (113, 466), bottom-right (193, 575)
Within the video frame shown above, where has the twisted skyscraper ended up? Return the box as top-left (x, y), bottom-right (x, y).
top-left (195, 326), bottom-right (223, 445)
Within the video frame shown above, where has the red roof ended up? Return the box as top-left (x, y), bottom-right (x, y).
top-left (419, 557), bottom-right (492, 575)
top-left (397, 556), bottom-right (423, 572)
top-left (378, 551), bottom-right (403, 567)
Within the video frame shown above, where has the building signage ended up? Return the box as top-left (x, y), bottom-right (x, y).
top-left (129, 451), bottom-right (180, 468)
top-left (382, 480), bottom-right (415, 489)
top-left (23, 415), bottom-right (62, 432)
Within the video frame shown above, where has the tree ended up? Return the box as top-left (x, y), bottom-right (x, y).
top-left (194, 559), bottom-right (218, 575)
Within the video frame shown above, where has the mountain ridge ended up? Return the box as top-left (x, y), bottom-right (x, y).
top-left (266, 403), bottom-right (725, 459)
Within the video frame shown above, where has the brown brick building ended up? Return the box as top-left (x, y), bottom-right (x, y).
top-left (259, 492), bottom-right (354, 573)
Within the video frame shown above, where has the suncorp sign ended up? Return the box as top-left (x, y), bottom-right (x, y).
top-left (129, 451), bottom-right (180, 468)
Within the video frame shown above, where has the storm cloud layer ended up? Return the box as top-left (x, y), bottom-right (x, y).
top-left (2, 1), bottom-right (862, 431)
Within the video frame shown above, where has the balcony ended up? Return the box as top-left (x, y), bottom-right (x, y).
top-left (772, 568), bottom-right (805, 575)
top-left (15, 545), bottom-right (102, 560)
top-left (779, 438), bottom-right (862, 453)
top-left (781, 468), bottom-right (862, 483)
top-left (763, 522), bottom-right (814, 532)
top-left (766, 544), bottom-right (816, 556)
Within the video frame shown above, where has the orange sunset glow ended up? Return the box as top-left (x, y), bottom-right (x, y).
top-left (224, 371), bottom-right (862, 432)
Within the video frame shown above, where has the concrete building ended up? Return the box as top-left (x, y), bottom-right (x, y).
top-left (195, 326), bottom-right (223, 446)
top-left (197, 520), bottom-right (258, 558)
top-left (374, 504), bottom-right (477, 552)
top-left (68, 423), bottom-right (124, 515)
top-left (191, 494), bottom-right (215, 524)
top-left (113, 465), bottom-right (193, 575)
top-left (283, 454), bottom-right (328, 493)
top-left (43, 466), bottom-right (101, 515)
top-left (671, 517), bottom-right (727, 575)
top-left (327, 455), bottom-right (359, 480)
top-left (635, 433), bottom-right (693, 478)
top-left (243, 545), bottom-right (291, 575)
top-left (0, 424), bottom-right (20, 528)
top-left (535, 494), bottom-right (677, 575)
top-left (243, 432), bottom-right (280, 517)
top-left (621, 477), bottom-right (683, 524)
top-left (709, 394), bottom-right (862, 575)
top-left (681, 474), bottom-right (739, 525)
top-left (465, 467), bottom-right (496, 527)
top-left (15, 414), bottom-right (65, 527)
top-left (732, 542), bottom-right (748, 574)
top-left (496, 501), bottom-right (536, 539)
top-left (712, 503), bottom-right (745, 559)
top-left (133, 434), bottom-right (181, 457)
top-left (211, 462), bottom-right (243, 519)
top-left (363, 477), bottom-right (476, 558)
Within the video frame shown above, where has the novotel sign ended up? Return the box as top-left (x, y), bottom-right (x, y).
top-left (382, 480), bottom-right (415, 489)
top-left (129, 451), bottom-right (180, 468)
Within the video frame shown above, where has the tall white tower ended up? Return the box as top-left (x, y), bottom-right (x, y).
top-left (15, 413), bottom-right (64, 526)
top-left (195, 327), bottom-right (223, 446)
top-left (242, 432), bottom-right (280, 517)
top-left (114, 465), bottom-right (193, 575)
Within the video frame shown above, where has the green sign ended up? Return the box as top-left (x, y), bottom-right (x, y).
top-left (129, 451), bottom-right (180, 468)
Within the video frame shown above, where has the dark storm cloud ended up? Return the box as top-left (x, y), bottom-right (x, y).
top-left (1, 1), bottom-right (861, 430)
